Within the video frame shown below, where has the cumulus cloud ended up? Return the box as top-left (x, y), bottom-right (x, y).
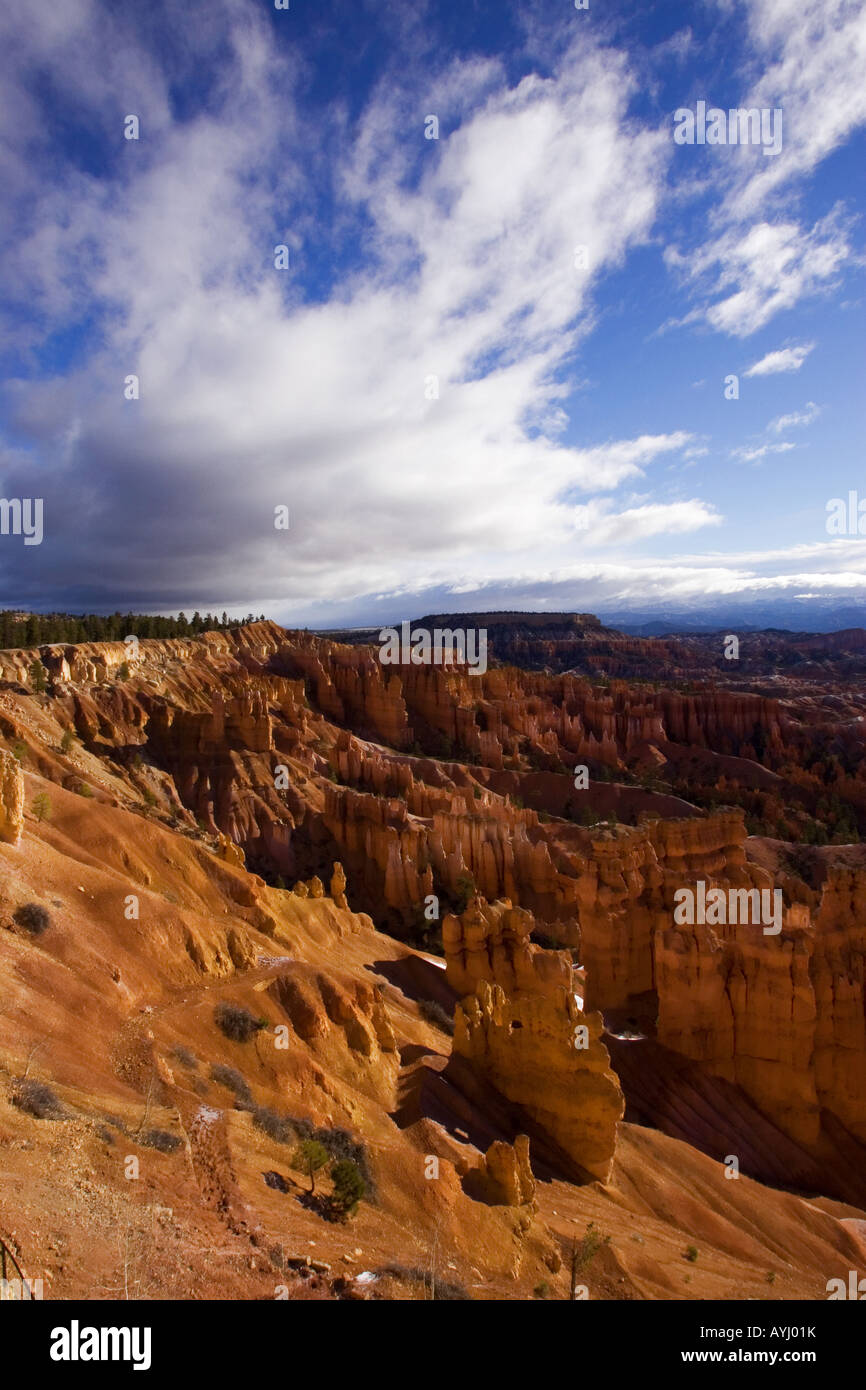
top-left (0, 0), bottom-right (862, 625)
top-left (0, 1), bottom-right (712, 620)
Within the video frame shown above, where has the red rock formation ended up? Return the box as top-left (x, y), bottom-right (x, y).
top-left (653, 864), bottom-right (866, 1147)
top-left (442, 895), bottom-right (572, 998)
top-left (452, 979), bottom-right (624, 1183)
top-left (464, 1135), bottom-right (536, 1208)
top-left (0, 749), bottom-right (23, 845)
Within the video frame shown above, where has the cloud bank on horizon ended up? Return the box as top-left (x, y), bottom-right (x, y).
top-left (0, 0), bottom-right (864, 627)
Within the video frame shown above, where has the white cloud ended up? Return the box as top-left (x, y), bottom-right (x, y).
top-left (729, 0), bottom-right (866, 220)
top-left (1, 8), bottom-right (708, 616)
top-left (665, 0), bottom-right (866, 337)
top-left (731, 440), bottom-right (796, 462)
top-left (744, 342), bottom-right (815, 375)
top-left (702, 214), bottom-right (849, 337)
top-left (768, 400), bottom-right (820, 432)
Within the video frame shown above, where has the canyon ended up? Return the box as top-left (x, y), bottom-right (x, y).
top-left (0, 615), bottom-right (864, 1300)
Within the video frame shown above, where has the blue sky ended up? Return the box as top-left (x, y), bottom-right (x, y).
top-left (0, 0), bottom-right (864, 627)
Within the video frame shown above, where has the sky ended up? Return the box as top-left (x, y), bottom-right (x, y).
top-left (0, 0), bottom-right (864, 629)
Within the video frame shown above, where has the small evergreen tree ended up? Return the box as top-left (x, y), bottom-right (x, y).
top-left (330, 1159), bottom-right (366, 1217)
top-left (293, 1139), bottom-right (330, 1194)
top-left (32, 792), bottom-right (51, 823)
top-left (29, 659), bottom-right (47, 693)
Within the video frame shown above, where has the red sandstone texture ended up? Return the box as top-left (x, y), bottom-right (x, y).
top-left (1, 619), bottom-right (865, 1300)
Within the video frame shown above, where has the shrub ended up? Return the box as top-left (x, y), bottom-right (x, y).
top-left (77, 782), bottom-right (94, 799)
top-left (117, 661), bottom-right (130, 681)
top-left (138, 1128), bottom-right (182, 1153)
top-left (12, 1079), bottom-right (65, 1119)
top-left (60, 730), bottom-right (74, 754)
top-left (418, 999), bottom-right (454, 1035)
top-left (263, 1170), bottom-right (290, 1193)
top-left (13, 903), bottom-right (52, 935)
top-left (314, 1126), bottom-right (374, 1192)
top-left (11, 741), bottom-right (26, 763)
top-left (171, 1045), bottom-right (198, 1070)
top-left (293, 1139), bottom-right (330, 1193)
top-left (214, 1001), bottom-right (264, 1043)
top-left (252, 1108), bottom-right (374, 1192)
top-left (253, 1107), bottom-right (297, 1144)
top-left (376, 1265), bottom-right (469, 1300)
top-left (571, 1221), bottom-right (610, 1278)
top-left (31, 793), bottom-right (51, 823)
top-left (210, 1063), bottom-right (253, 1106)
top-left (685, 1245), bottom-right (699, 1263)
top-left (330, 1159), bottom-right (366, 1217)
top-left (533, 1281), bottom-right (550, 1299)
top-left (454, 872), bottom-right (476, 913)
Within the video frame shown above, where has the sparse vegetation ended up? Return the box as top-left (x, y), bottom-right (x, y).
top-left (138, 1129), bottom-right (182, 1153)
top-left (253, 1107), bottom-right (296, 1144)
top-left (376, 1264), bottom-right (469, 1300)
top-left (418, 998), bottom-right (454, 1035)
top-left (13, 902), bottom-right (52, 935)
top-left (171, 1045), bottom-right (198, 1070)
top-left (685, 1245), bottom-right (699, 1263)
top-left (11, 1079), bottom-right (66, 1119)
top-left (534, 1281), bottom-right (550, 1299)
top-left (314, 1126), bottom-right (375, 1193)
top-left (454, 871), bottom-right (476, 913)
top-left (569, 1221), bottom-right (611, 1297)
top-left (60, 729), bottom-right (74, 754)
top-left (11, 741), bottom-right (26, 763)
top-left (214, 1001), bottom-right (264, 1043)
top-left (77, 781), bottom-right (94, 798)
top-left (31, 792), bottom-right (51, 823)
top-left (210, 1063), bottom-right (253, 1106)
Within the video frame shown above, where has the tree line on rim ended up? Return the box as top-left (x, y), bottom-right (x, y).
top-left (0, 610), bottom-right (269, 649)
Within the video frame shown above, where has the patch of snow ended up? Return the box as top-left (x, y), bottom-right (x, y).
top-left (196, 1106), bottom-right (221, 1125)
top-left (355, 1271), bottom-right (378, 1284)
